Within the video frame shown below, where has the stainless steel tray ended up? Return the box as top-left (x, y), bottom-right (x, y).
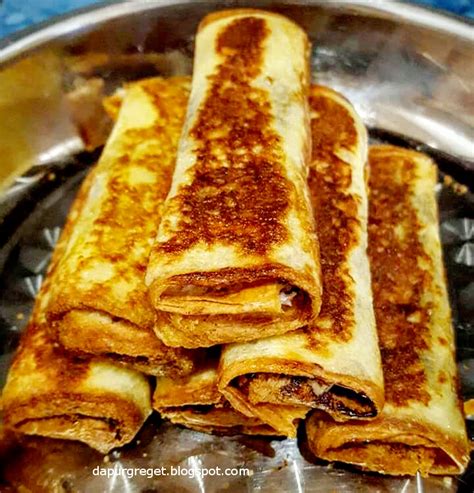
top-left (0, 1), bottom-right (473, 491)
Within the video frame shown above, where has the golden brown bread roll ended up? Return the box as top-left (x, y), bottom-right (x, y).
top-left (46, 77), bottom-right (199, 376)
top-left (2, 174), bottom-right (152, 453)
top-left (306, 145), bottom-right (470, 476)
top-left (146, 9), bottom-right (322, 348)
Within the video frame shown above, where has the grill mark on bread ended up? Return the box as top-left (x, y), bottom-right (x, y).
top-left (93, 78), bottom-right (189, 286)
top-left (368, 150), bottom-right (432, 407)
top-left (75, 79), bottom-right (189, 326)
top-left (304, 88), bottom-right (359, 345)
top-left (159, 17), bottom-right (292, 256)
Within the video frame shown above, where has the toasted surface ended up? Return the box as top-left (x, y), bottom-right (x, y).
top-left (221, 383), bottom-right (309, 438)
top-left (306, 145), bottom-right (470, 476)
top-left (154, 357), bottom-right (223, 408)
top-left (307, 412), bottom-right (465, 476)
top-left (57, 310), bottom-right (194, 376)
top-left (161, 407), bottom-right (276, 436)
top-left (2, 179), bottom-right (152, 454)
top-left (464, 398), bottom-right (474, 418)
top-left (46, 77), bottom-right (198, 375)
top-left (146, 9), bottom-right (322, 347)
top-left (154, 355), bottom-right (277, 435)
top-left (2, 317), bottom-right (151, 454)
top-left (218, 85), bottom-right (383, 434)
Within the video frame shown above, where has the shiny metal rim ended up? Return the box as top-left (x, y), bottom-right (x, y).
top-left (0, 0), bottom-right (472, 65)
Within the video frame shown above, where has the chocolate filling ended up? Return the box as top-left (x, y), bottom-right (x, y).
top-left (237, 374), bottom-right (376, 418)
top-left (165, 405), bottom-right (216, 415)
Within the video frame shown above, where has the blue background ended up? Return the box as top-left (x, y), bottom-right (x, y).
top-left (0, 0), bottom-right (473, 38)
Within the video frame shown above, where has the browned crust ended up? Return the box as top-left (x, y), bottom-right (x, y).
top-left (146, 18), bottom-right (319, 346)
top-left (306, 144), bottom-right (469, 476)
top-left (3, 393), bottom-right (146, 454)
top-left (102, 91), bottom-right (123, 121)
top-left (55, 310), bottom-right (196, 376)
top-left (2, 310), bottom-right (151, 453)
top-left (2, 168), bottom-right (151, 453)
top-left (198, 8), bottom-right (305, 32)
top-left (153, 359), bottom-right (222, 408)
top-left (48, 79), bottom-right (188, 331)
top-left (160, 408), bottom-right (277, 436)
top-left (4, 170), bottom-right (95, 390)
top-left (368, 146), bottom-right (434, 406)
top-left (306, 412), bottom-right (468, 476)
top-left (2, 325), bottom-right (151, 453)
top-left (218, 356), bottom-right (384, 423)
top-left (154, 264), bottom-right (316, 291)
top-left (154, 382), bottom-right (221, 409)
top-left (153, 355), bottom-right (277, 435)
top-left (157, 19), bottom-right (297, 259)
top-left (45, 77), bottom-right (200, 372)
top-left (306, 84), bottom-right (361, 344)
top-left (49, 288), bottom-right (153, 337)
top-left (369, 144), bottom-right (432, 160)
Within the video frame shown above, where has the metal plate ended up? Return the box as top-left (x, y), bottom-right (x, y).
top-left (0, 1), bottom-right (473, 491)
